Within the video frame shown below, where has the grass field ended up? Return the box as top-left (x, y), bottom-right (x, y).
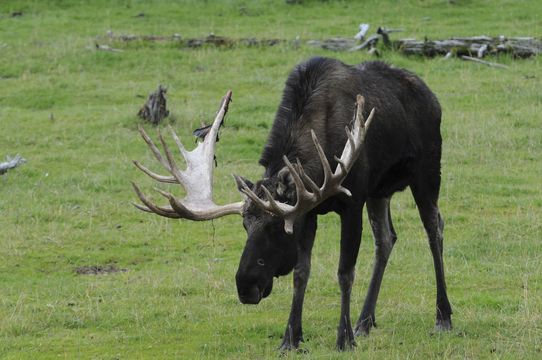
top-left (1, 0), bottom-right (541, 358)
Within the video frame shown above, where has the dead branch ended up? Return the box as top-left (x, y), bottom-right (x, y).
top-left (477, 44), bottom-right (489, 58)
top-left (461, 56), bottom-right (509, 69)
top-left (376, 27), bottom-right (403, 47)
top-left (138, 85), bottom-right (169, 125)
top-left (354, 23), bottom-right (370, 41)
top-left (349, 34), bottom-right (379, 52)
top-left (0, 155), bottom-right (26, 175)
top-left (95, 43), bottom-right (123, 53)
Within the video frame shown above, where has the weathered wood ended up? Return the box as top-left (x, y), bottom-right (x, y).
top-left (395, 36), bottom-right (541, 58)
top-left (137, 85), bottom-right (169, 125)
top-left (348, 34), bottom-right (379, 52)
top-left (106, 31), bottom-right (284, 48)
top-left (106, 31), bottom-right (181, 42)
top-left (100, 31), bottom-right (541, 58)
top-left (95, 43), bottom-right (123, 53)
top-left (461, 56), bottom-right (509, 69)
top-left (0, 155), bottom-right (26, 175)
top-left (376, 27), bottom-right (403, 47)
top-left (354, 23), bottom-right (370, 41)
top-left (307, 38), bottom-right (356, 52)
top-left (477, 44), bottom-right (488, 58)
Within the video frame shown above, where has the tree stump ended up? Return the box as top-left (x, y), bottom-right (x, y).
top-left (137, 85), bottom-right (169, 125)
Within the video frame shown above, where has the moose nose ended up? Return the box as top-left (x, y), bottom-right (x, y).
top-left (238, 285), bottom-right (261, 305)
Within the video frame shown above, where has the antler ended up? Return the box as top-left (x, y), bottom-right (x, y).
top-left (132, 90), bottom-right (244, 220)
top-left (235, 95), bottom-right (375, 234)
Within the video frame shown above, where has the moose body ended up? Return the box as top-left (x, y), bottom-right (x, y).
top-left (235, 57), bottom-right (452, 349)
top-left (133, 57), bottom-right (452, 351)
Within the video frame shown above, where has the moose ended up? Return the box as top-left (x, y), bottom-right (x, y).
top-left (132, 57), bottom-right (452, 350)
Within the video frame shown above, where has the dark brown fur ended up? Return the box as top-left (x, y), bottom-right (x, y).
top-left (236, 57), bottom-right (452, 351)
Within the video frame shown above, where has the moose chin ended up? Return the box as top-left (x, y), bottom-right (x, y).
top-left (132, 57), bottom-right (452, 351)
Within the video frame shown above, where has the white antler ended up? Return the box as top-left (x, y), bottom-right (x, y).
top-left (236, 95), bottom-right (375, 234)
top-left (132, 90), bottom-right (244, 220)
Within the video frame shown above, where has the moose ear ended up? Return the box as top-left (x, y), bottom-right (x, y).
top-left (276, 166), bottom-right (296, 202)
top-left (233, 174), bottom-right (254, 193)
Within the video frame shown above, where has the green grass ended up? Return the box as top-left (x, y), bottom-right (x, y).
top-left (1, 0), bottom-right (541, 358)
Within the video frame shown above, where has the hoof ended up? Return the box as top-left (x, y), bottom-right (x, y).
top-left (279, 343), bottom-right (308, 356)
top-left (278, 343), bottom-right (297, 352)
top-left (435, 318), bottom-right (452, 332)
top-left (336, 327), bottom-right (356, 351)
top-left (278, 337), bottom-right (303, 353)
top-left (354, 317), bottom-right (376, 337)
top-left (336, 339), bottom-right (357, 351)
top-left (354, 325), bottom-right (370, 337)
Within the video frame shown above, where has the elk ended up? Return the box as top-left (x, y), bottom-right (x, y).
top-left (132, 57), bottom-right (452, 350)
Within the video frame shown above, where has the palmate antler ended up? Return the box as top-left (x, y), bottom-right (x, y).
top-left (133, 91), bottom-right (374, 234)
top-left (132, 90), bottom-right (244, 220)
top-left (235, 95), bottom-right (375, 234)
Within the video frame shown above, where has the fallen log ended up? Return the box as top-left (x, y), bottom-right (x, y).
top-left (106, 31), bottom-right (284, 48)
top-left (395, 36), bottom-right (541, 58)
top-left (100, 31), bottom-right (541, 58)
top-left (307, 38), bottom-right (356, 51)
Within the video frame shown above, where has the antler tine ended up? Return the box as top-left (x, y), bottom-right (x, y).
top-left (245, 94), bottom-right (375, 234)
top-left (131, 182), bottom-right (181, 218)
top-left (364, 107), bottom-right (376, 132)
top-left (310, 130), bottom-right (333, 186)
top-left (154, 187), bottom-right (199, 220)
top-left (260, 185), bottom-right (286, 214)
top-left (345, 126), bottom-right (357, 157)
top-left (138, 125), bottom-right (171, 171)
top-left (355, 94), bottom-right (365, 124)
top-left (157, 130), bottom-right (185, 184)
top-left (233, 174), bottom-right (270, 210)
top-left (333, 155), bottom-right (348, 175)
top-left (202, 90), bottom-right (233, 160)
top-left (296, 158), bottom-right (321, 195)
top-left (282, 156), bottom-right (310, 199)
top-left (133, 160), bottom-right (177, 184)
top-left (243, 186), bottom-right (270, 210)
top-left (168, 125), bottom-right (189, 158)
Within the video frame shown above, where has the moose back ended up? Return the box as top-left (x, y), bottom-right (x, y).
top-left (133, 57), bottom-right (452, 351)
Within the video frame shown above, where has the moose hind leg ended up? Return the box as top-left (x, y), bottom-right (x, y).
top-left (411, 183), bottom-right (453, 331)
top-left (354, 197), bottom-right (397, 336)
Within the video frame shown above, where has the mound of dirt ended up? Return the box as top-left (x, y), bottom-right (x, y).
top-left (74, 264), bottom-right (127, 275)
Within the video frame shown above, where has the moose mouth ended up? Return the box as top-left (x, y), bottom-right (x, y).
top-left (238, 281), bottom-right (273, 305)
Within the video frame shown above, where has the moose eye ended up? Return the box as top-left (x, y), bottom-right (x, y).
top-left (256, 258), bottom-right (265, 266)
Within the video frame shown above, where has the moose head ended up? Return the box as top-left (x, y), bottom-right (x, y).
top-left (132, 90), bottom-right (374, 305)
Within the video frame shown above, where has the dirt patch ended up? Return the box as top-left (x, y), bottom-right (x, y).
top-left (74, 264), bottom-right (127, 275)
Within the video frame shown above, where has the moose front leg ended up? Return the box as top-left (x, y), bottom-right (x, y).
top-left (279, 214), bottom-right (317, 351)
top-left (354, 197), bottom-right (397, 336)
top-left (336, 205), bottom-right (363, 350)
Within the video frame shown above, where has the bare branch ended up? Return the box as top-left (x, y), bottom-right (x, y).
top-left (461, 55), bottom-right (509, 69)
top-left (0, 154), bottom-right (26, 175)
